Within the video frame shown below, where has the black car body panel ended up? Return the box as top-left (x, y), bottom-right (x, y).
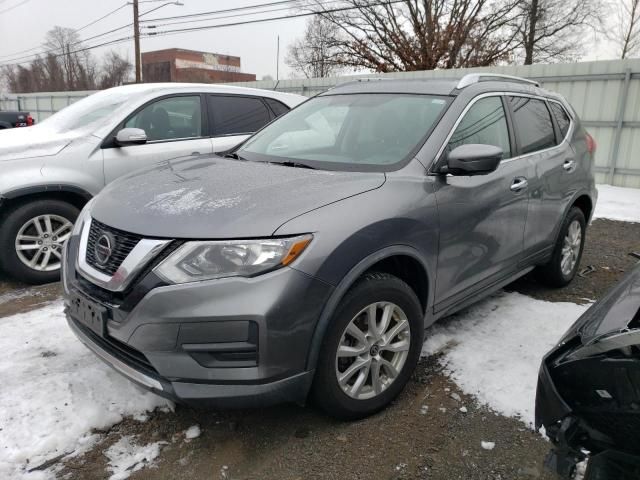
top-left (536, 263), bottom-right (640, 478)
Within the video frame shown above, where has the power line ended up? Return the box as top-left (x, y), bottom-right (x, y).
top-left (0, 2), bottom-right (129, 61)
top-left (0, 0), bottom-right (32, 15)
top-left (0, 0), bottom-right (400, 67)
top-left (140, 0), bottom-right (306, 23)
top-left (143, 0), bottom-right (405, 37)
top-left (76, 2), bottom-right (129, 33)
top-left (142, 1), bottom-right (343, 29)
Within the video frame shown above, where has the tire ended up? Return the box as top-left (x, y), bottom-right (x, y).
top-left (0, 199), bottom-right (79, 284)
top-left (536, 207), bottom-right (586, 288)
top-left (311, 272), bottom-right (424, 420)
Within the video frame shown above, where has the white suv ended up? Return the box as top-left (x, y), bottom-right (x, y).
top-left (0, 83), bottom-right (305, 283)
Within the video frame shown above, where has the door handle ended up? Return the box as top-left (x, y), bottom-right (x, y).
top-left (563, 159), bottom-right (576, 171)
top-left (510, 177), bottom-right (528, 192)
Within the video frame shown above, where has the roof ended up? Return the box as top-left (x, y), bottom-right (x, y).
top-left (323, 75), bottom-right (551, 98)
top-left (104, 82), bottom-right (306, 106)
top-left (141, 48), bottom-right (240, 60)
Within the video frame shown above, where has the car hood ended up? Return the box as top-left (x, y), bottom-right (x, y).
top-left (91, 155), bottom-right (386, 238)
top-left (575, 263), bottom-right (640, 343)
top-left (0, 124), bottom-right (82, 161)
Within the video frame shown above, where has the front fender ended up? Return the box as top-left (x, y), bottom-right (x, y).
top-left (300, 244), bottom-right (434, 372)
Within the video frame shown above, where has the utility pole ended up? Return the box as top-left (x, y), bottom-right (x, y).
top-left (133, 0), bottom-right (141, 83)
top-left (276, 35), bottom-right (280, 81)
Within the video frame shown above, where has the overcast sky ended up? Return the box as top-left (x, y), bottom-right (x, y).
top-left (0, 0), bottom-right (309, 80)
top-left (0, 0), bottom-right (623, 84)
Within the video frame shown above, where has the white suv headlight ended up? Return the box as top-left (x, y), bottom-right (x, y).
top-left (153, 235), bottom-right (312, 284)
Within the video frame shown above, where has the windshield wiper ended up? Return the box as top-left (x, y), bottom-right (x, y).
top-left (268, 160), bottom-right (315, 170)
top-left (223, 152), bottom-right (246, 160)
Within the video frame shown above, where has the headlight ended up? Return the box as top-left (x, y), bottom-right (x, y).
top-left (72, 197), bottom-right (96, 236)
top-left (153, 234), bottom-right (312, 284)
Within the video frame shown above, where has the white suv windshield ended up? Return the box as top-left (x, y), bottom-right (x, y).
top-left (39, 89), bottom-right (135, 132)
top-left (239, 93), bottom-right (449, 170)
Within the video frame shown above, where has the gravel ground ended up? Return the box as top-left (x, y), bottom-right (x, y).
top-left (1, 217), bottom-right (639, 480)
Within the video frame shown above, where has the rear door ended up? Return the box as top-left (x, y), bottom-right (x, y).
top-left (207, 95), bottom-right (275, 152)
top-left (433, 95), bottom-right (531, 312)
top-left (102, 94), bottom-right (213, 183)
top-left (507, 95), bottom-right (574, 259)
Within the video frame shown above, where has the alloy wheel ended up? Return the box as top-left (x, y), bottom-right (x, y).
top-left (14, 214), bottom-right (73, 272)
top-left (560, 219), bottom-right (582, 276)
top-left (335, 302), bottom-right (411, 400)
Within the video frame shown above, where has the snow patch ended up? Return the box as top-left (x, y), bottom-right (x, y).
top-left (143, 187), bottom-right (242, 215)
top-left (594, 184), bottom-right (640, 223)
top-left (0, 301), bottom-right (171, 480)
top-left (422, 291), bottom-right (589, 427)
top-left (105, 436), bottom-right (165, 480)
top-left (184, 425), bottom-right (201, 440)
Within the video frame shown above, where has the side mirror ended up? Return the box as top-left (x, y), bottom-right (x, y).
top-left (443, 144), bottom-right (503, 176)
top-left (115, 128), bottom-right (147, 146)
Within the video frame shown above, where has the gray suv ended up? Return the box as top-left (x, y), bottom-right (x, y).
top-left (62, 74), bottom-right (597, 419)
top-left (0, 83), bottom-right (304, 284)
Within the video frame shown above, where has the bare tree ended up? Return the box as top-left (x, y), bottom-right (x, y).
top-left (304, 0), bottom-right (522, 72)
top-left (286, 16), bottom-right (344, 78)
top-left (44, 26), bottom-right (97, 90)
top-left (99, 51), bottom-right (132, 89)
top-left (602, 0), bottom-right (640, 59)
top-left (514, 0), bottom-right (600, 65)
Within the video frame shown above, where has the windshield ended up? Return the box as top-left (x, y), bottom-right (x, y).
top-left (39, 88), bottom-right (135, 132)
top-left (238, 93), bottom-right (449, 171)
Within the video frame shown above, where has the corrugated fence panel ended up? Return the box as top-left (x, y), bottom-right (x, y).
top-left (3, 59), bottom-right (640, 187)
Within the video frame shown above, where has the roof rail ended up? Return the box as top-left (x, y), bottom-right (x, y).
top-left (456, 73), bottom-right (540, 89)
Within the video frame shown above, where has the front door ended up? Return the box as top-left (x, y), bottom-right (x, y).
top-left (433, 95), bottom-right (531, 312)
top-left (103, 95), bottom-right (213, 183)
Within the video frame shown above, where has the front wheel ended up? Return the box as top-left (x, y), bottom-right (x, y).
top-left (0, 200), bottom-right (79, 284)
top-left (311, 272), bottom-right (424, 420)
top-left (536, 207), bottom-right (586, 288)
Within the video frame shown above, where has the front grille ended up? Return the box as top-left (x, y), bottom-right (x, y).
top-left (86, 219), bottom-right (142, 275)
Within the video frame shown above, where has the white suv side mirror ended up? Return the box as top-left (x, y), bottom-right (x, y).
top-left (115, 128), bottom-right (147, 146)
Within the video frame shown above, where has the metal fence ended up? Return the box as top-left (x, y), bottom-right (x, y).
top-left (2, 58), bottom-right (640, 188)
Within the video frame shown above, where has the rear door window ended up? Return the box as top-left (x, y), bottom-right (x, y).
top-left (208, 95), bottom-right (271, 136)
top-left (549, 102), bottom-right (571, 140)
top-left (508, 96), bottom-right (556, 154)
top-left (448, 96), bottom-right (511, 159)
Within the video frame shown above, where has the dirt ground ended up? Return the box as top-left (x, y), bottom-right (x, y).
top-left (2, 218), bottom-right (639, 480)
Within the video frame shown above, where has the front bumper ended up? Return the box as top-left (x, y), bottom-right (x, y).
top-left (536, 335), bottom-right (640, 478)
top-left (63, 235), bottom-right (333, 407)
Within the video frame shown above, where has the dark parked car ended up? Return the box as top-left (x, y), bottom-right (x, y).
top-left (62, 74), bottom-right (597, 419)
top-left (536, 263), bottom-right (640, 479)
top-left (0, 110), bottom-right (34, 129)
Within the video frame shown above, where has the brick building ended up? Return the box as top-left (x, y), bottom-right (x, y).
top-left (141, 48), bottom-right (257, 84)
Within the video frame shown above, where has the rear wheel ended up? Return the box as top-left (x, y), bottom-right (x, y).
top-left (0, 200), bottom-right (78, 284)
top-left (536, 207), bottom-right (586, 288)
top-left (311, 272), bottom-right (423, 420)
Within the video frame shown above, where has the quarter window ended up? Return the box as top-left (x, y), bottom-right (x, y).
top-left (508, 96), bottom-right (556, 154)
top-left (209, 95), bottom-right (271, 136)
top-left (124, 96), bottom-right (202, 141)
top-left (264, 98), bottom-right (290, 118)
top-left (549, 102), bottom-right (571, 140)
top-left (448, 96), bottom-right (511, 158)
